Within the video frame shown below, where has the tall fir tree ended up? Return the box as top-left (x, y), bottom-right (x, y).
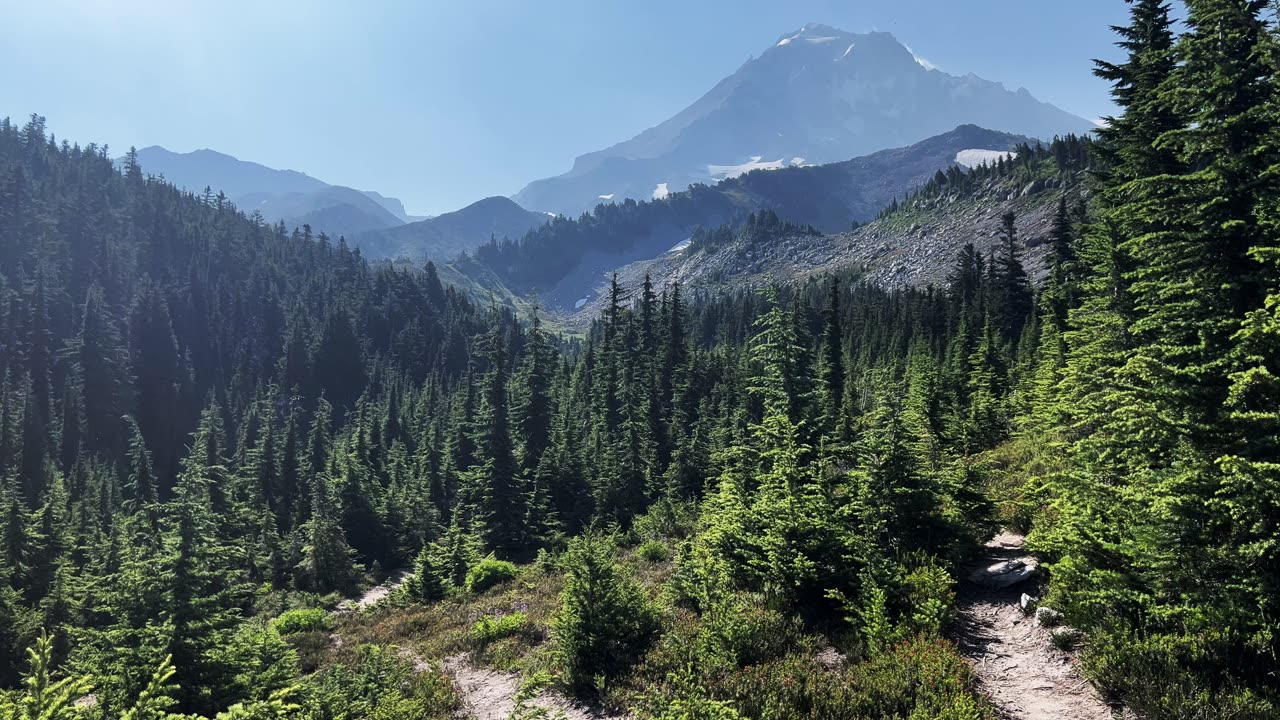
top-left (470, 320), bottom-right (526, 558)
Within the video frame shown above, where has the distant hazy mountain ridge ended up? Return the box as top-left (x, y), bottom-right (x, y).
top-left (354, 196), bottom-right (551, 262)
top-left (124, 146), bottom-right (415, 239)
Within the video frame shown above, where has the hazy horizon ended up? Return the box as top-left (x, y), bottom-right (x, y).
top-left (3, 0), bottom-right (1128, 215)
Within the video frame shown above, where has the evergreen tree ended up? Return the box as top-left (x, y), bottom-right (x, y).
top-left (513, 311), bottom-right (554, 474)
top-left (314, 311), bottom-right (365, 416)
top-left (165, 475), bottom-right (244, 715)
top-left (124, 417), bottom-right (157, 513)
top-left (554, 531), bottom-right (657, 691)
top-left (1039, 0), bottom-right (1183, 617)
top-left (302, 397), bottom-right (334, 525)
top-left (128, 280), bottom-right (183, 491)
top-left (817, 277), bottom-right (846, 439)
top-left (65, 284), bottom-right (127, 458)
top-left (748, 289), bottom-right (809, 425)
top-left (988, 212), bottom-right (1033, 344)
top-left (470, 322), bottom-right (526, 558)
top-left (409, 544), bottom-right (446, 602)
top-left (852, 392), bottom-right (945, 558)
top-left (0, 479), bottom-right (32, 588)
top-left (295, 458), bottom-right (355, 594)
top-left (1, 631), bottom-right (92, 720)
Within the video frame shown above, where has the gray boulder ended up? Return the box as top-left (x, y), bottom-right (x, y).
top-left (968, 557), bottom-right (1038, 588)
top-left (1035, 606), bottom-right (1064, 627)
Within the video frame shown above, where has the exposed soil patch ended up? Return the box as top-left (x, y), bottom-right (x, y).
top-left (442, 654), bottom-right (627, 720)
top-left (337, 568), bottom-right (411, 613)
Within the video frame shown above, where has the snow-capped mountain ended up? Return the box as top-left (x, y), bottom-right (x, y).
top-left (513, 23), bottom-right (1094, 216)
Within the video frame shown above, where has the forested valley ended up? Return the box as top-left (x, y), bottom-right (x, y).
top-left (2, 1), bottom-right (1280, 718)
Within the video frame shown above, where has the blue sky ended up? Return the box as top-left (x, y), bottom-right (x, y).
top-left (3, 0), bottom-right (1128, 215)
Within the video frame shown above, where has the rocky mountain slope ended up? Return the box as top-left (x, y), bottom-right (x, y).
top-left (514, 23), bottom-right (1094, 216)
top-left (566, 138), bottom-right (1089, 329)
top-left (715, 124), bottom-right (1035, 234)
top-left (468, 126), bottom-right (1033, 311)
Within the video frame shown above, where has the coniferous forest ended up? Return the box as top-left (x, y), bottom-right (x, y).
top-left (2, 1), bottom-right (1280, 718)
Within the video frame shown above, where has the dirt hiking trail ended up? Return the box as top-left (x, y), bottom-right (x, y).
top-left (442, 654), bottom-right (627, 720)
top-left (955, 531), bottom-right (1120, 720)
top-left (336, 568), bottom-right (411, 614)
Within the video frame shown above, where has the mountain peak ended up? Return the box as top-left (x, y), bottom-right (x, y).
top-left (800, 22), bottom-right (844, 34)
top-left (771, 25), bottom-right (909, 54)
top-left (774, 22), bottom-right (854, 48)
top-left (514, 24), bottom-right (1094, 216)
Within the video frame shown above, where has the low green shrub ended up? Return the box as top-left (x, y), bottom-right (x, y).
top-left (699, 593), bottom-right (804, 668)
top-left (722, 635), bottom-right (993, 720)
top-left (508, 671), bottom-right (559, 719)
top-left (632, 499), bottom-right (700, 542)
top-left (900, 554), bottom-right (956, 636)
top-left (637, 539), bottom-right (671, 563)
top-left (638, 631), bottom-right (992, 718)
top-left (466, 556), bottom-right (518, 594)
top-left (651, 664), bottom-right (744, 720)
top-left (470, 611), bottom-right (534, 645)
top-left (1083, 628), bottom-right (1279, 719)
top-left (297, 645), bottom-right (459, 719)
top-left (287, 630), bottom-right (332, 674)
top-left (1049, 628), bottom-right (1080, 651)
top-left (252, 588), bottom-right (341, 619)
top-left (979, 434), bottom-right (1066, 534)
top-left (272, 608), bottom-right (332, 635)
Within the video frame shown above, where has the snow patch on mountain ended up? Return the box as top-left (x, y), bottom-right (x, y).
top-left (839, 43), bottom-right (855, 60)
top-left (653, 183), bottom-right (670, 200)
top-left (708, 156), bottom-right (787, 180)
top-left (901, 42), bottom-right (937, 70)
top-left (806, 36), bottom-right (837, 44)
top-left (598, 193), bottom-right (615, 200)
top-left (955, 149), bottom-right (1016, 169)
